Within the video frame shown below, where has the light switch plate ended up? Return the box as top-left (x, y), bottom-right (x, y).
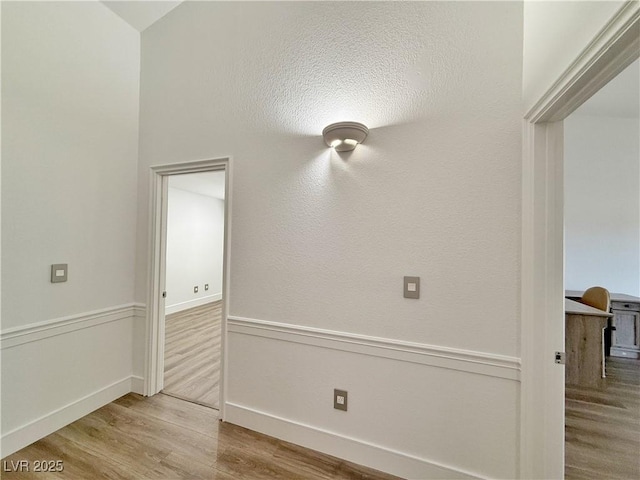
top-left (404, 276), bottom-right (420, 299)
top-left (51, 264), bottom-right (68, 283)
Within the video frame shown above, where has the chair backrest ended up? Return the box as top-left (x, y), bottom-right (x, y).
top-left (581, 286), bottom-right (611, 312)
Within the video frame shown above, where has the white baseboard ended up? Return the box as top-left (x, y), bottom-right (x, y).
top-left (130, 375), bottom-right (145, 395)
top-left (165, 293), bottom-right (222, 315)
top-left (1, 376), bottom-right (138, 458)
top-left (226, 317), bottom-right (519, 477)
top-left (225, 402), bottom-right (483, 480)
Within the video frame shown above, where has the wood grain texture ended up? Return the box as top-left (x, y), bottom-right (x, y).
top-left (565, 298), bottom-right (612, 317)
top-left (565, 313), bottom-right (608, 388)
top-left (1, 393), bottom-right (402, 480)
top-left (566, 356), bottom-right (640, 480)
top-left (163, 302), bottom-right (221, 409)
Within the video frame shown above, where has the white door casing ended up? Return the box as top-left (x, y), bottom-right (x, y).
top-left (520, 3), bottom-right (639, 478)
top-left (144, 157), bottom-right (232, 420)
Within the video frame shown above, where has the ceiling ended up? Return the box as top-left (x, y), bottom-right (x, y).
top-left (574, 58), bottom-right (639, 118)
top-left (102, 1), bottom-right (183, 32)
top-left (169, 171), bottom-right (226, 200)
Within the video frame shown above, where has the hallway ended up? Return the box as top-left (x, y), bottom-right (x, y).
top-left (163, 302), bottom-right (221, 409)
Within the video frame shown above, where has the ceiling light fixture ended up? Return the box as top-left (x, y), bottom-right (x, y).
top-left (322, 122), bottom-right (369, 152)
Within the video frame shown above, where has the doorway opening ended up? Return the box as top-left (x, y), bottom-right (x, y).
top-left (161, 171), bottom-right (226, 409)
top-left (145, 158), bottom-right (231, 419)
top-left (562, 59), bottom-right (640, 478)
top-left (520, 5), bottom-right (638, 477)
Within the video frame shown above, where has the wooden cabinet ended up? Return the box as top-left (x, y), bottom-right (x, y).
top-left (611, 300), bottom-right (640, 359)
top-left (565, 299), bottom-right (612, 388)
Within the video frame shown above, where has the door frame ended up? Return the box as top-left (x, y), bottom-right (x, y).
top-left (143, 157), bottom-right (232, 419)
top-left (520, 4), bottom-right (638, 478)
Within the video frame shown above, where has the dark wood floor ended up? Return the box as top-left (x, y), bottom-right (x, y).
top-left (565, 356), bottom-right (640, 479)
top-left (163, 302), bottom-right (221, 409)
top-left (1, 393), bottom-right (402, 480)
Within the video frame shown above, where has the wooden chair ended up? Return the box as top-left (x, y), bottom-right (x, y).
top-left (581, 286), bottom-right (610, 312)
top-left (581, 286), bottom-right (611, 378)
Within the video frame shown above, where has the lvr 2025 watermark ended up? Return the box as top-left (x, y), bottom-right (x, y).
top-left (3, 460), bottom-right (64, 472)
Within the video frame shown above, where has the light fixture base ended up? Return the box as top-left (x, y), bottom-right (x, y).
top-left (323, 121), bottom-right (369, 152)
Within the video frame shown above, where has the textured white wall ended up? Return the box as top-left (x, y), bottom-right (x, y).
top-left (565, 114), bottom-right (640, 296)
top-left (136, 2), bottom-right (523, 477)
top-left (137, 0), bottom-right (522, 357)
top-left (523, 0), bottom-right (624, 112)
top-left (165, 186), bottom-right (224, 312)
top-left (1, 1), bottom-right (140, 328)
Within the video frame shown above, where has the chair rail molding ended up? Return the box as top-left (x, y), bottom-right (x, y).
top-left (228, 316), bottom-right (521, 381)
top-left (1, 304), bottom-right (145, 457)
top-left (1, 303), bottom-right (146, 349)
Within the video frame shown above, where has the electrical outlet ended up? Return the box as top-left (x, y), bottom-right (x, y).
top-left (334, 389), bottom-right (348, 411)
top-left (205, 284), bottom-right (209, 291)
top-left (194, 286), bottom-right (199, 293)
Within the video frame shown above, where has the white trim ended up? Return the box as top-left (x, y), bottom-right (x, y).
top-left (520, 2), bottom-right (639, 478)
top-left (148, 158), bottom-right (230, 176)
top-left (1, 304), bottom-right (145, 349)
top-left (130, 375), bottom-right (145, 395)
top-left (145, 157), bottom-right (232, 421)
top-left (1, 376), bottom-right (135, 458)
top-left (228, 316), bottom-right (520, 381)
top-left (225, 402), bottom-right (483, 480)
top-left (521, 121), bottom-right (566, 480)
top-left (525, 1), bottom-right (639, 123)
top-left (165, 294), bottom-right (222, 315)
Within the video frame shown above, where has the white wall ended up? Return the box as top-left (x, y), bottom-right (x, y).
top-left (165, 186), bottom-right (224, 314)
top-left (1, 1), bottom-right (141, 455)
top-left (523, 0), bottom-right (624, 112)
top-left (2, 1), bottom-right (139, 328)
top-left (136, 2), bottom-right (523, 478)
top-left (564, 114), bottom-right (640, 296)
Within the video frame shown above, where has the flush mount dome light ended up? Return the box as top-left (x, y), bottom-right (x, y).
top-left (322, 121), bottom-right (369, 152)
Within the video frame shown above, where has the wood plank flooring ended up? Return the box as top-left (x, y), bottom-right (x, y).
top-left (565, 356), bottom-right (640, 479)
top-left (1, 393), bottom-right (402, 480)
top-left (163, 302), bottom-right (221, 409)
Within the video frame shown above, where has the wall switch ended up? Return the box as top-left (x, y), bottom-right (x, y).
top-left (51, 264), bottom-right (68, 283)
top-left (404, 276), bottom-right (420, 299)
top-left (334, 389), bottom-right (348, 411)
top-left (194, 286), bottom-right (199, 293)
top-left (205, 284), bottom-right (209, 291)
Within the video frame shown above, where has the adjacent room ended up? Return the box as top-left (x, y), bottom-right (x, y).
top-left (162, 172), bottom-right (225, 409)
top-left (563, 58), bottom-right (640, 479)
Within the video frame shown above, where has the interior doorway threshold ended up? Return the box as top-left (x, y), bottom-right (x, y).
top-left (160, 390), bottom-right (219, 411)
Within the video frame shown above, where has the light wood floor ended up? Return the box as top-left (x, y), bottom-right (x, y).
top-left (1, 393), bottom-right (402, 480)
top-left (565, 356), bottom-right (640, 479)
top-left (163, 302), bottom-right (221, 409)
